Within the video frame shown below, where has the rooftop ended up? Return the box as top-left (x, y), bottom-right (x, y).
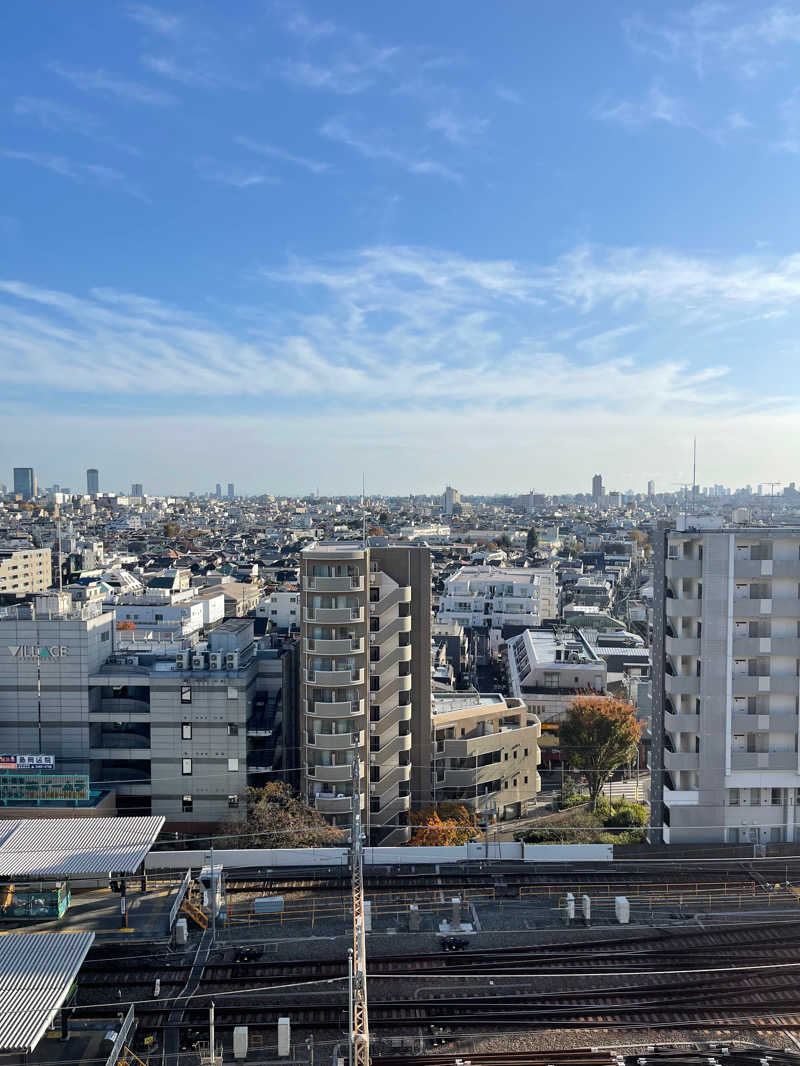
top-left (0, 816), bottom-right (165, 878)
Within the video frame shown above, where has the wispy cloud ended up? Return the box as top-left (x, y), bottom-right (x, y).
top-left (276, 52), bottom-right (398, 95)
top-left (284, 9), bottom-right (337, 41)
top-left (493, 85), bottom-right (522, 104)
top-left (125, 3), bottom-right (182, 37)
top-left (234, 136), bottom-right (330, 174)
top-left (593, 82), bottom-right (696, 130)
top-left (12, 96), bottom-right (140, 155)
top-left (427, 108), bottom-right (490, 145)
top-left (141, 54), bottom-right (223, 89)
top-left (320, 116), bottom-right (460, 181)
top-left (1, 150), bottom-right (147, 200)
top-left (194, 157), bottom-right (277, 188)
top-left (49, 62), bottom-right (176, 107)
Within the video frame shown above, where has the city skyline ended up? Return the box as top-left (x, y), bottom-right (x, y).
top-left (2, 2), bottom-right (800, 485)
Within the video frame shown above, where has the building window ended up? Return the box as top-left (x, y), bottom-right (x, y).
top-left (227, 794), bottom-right (239, 809)
top-left (182, 758), bottom-right (192, 775)
top-left (227, 686), bottom-right (238, 700)
top-left (227, 723), bottom-right (238, 736)
top-left (180, 685), bottom-right (191, 704)
top-left (101, 631), bottom-right (110, 642)
top-left (181, 723), bottom-right (192, 740)
top-left (228, 757), bottom-right (239, 772)
top-left (370, 736), bottom-right (380, 752)
top-left (523, 748), bottom-right (529, 757)
top-left (182, 795), bottom-right (193, 813)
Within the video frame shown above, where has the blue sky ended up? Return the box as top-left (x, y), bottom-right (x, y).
top-left (2, 1), bottom-right (800, 495)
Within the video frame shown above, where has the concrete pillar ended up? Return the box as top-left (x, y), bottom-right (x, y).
top-left (364, 900), bottom-right (372, 933)
top-left (409, 904), bottom-right (420, 932)
top-left (451, 897), bottom-right (461, 926)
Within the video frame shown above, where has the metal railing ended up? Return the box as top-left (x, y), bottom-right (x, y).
top-left (103, 1005), bottom-right (135, 1066)
top-left (168, 868), bottom-right (192, 929)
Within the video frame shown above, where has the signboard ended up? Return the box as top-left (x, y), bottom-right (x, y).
top-left (0, 773), bottom-right (89, 803)
top-left (7, 645), bottom-right (68, 660)
top-left (0, 754), bottom-right (54, 770)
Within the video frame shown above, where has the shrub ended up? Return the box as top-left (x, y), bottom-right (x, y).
top-left (604, 799), bottom-right (648, 829)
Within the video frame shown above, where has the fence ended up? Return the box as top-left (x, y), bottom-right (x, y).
top-left (103, 1005), bottom-right (134, 1066)
top-left (168, 868), bottom-right (191, 929)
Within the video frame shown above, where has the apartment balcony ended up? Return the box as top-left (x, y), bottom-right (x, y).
top-left (307, 698), bottom-right (365, 718)
top-left (732, 637), bottom-right (772, 656)
top-left (663, 787), bottom-right (699, 806)
top-left (665, 674), bottom-right (700, 696)
top-left (371, 763), bottom-right (412, 797)
top-left (372, 732), bottom-right (412, 763)
top-left (305, 636), bottom-right (363, 655)
top-left (307, 761), bottom-right (363, 784)
top-left (666, 598), bottom-right (702, 618)
top-left (665, 635), bottom-right (700, 655)
top-left (306, 668), bottom-right (364, 687)
top-left (369, 644), bottom-right (412, 675)
top-left (734, 560), bottom-right (774, 579)
top-left (377, 793), bottom-right (411, 822)
top-left (766, 675), bottom-right (800, 695)
top-left (664, 711), bottom-right (700, 733)
top-left (772, 560), bottom-right (800, 579)
top-left (732, 676), bottom-right (771, 696)
top-left (373, 673), bottom-right (412, 706)
top-left (370, 586), bottom-right (412, 615)
top-left (371, 703), bottom-right (412, 732)
top-left (97, 697), bottom-right (151, 715)
top-left (770, 637), bottom-right (800, 655)
top-left (303, 576), bottom-right (364, 593)
top-left (378, 824), bottom-right (412, 846)
top-left (307, 607), bottom-right (364, 624)
top-left (664, 750), bottom-right (700, 772)
top-left (308, 730), bottom-right (364, 751)
top-left (313, 793), bottom-right (355, 815)
top-left (731, 751), bottom-right (798, 771)
top-left (732, 599), bottom-right (776, 618)
top-left (770, 598), bottom-right (800, 618)
top-left (375, 615), bottom-right (412, 641)
top-left (665, 559), bottom-right (702, 579)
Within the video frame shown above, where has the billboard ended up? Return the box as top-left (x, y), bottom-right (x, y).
top-left (0, 773), bottom-right (89, 803)
top-left (0, 755), bottom-right (55, 771)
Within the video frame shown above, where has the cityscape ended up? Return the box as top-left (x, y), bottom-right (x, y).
top-left (5, 0), bottom-right (800, 1062)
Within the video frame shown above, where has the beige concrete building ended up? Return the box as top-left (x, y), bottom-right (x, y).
top-left (0, 546), bottom-right (51, 598)
top-left (300, 542), bottom-right (431, 845)
top-left (431, 692), bottom-right (541, 820)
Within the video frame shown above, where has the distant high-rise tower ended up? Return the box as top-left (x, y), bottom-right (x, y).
top-left (13, 467), bottom-right (36, 499)
top-left (131, 483), bottom-right (143, 498)
top-left (86, 468), bottom-right (99, 495)
top-left (215, 483), bottom-right (222, 498)
top-left (443, 485), bottom-right (461, 515)
top-left (647, 480), bottom-right (655, 497)
top-left (227, 482), bottom-right (235, 499)
top-left (591, 474), bottom-right (603, 501)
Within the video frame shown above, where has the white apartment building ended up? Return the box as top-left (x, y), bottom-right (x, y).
top-left (0, 546), bottom-right (51, 597)
top-left (256, 589), bottom-right (300, 631)
top-left (653, 523), bottom-right (800, 844)
top-left (438, 565), bottom-right (558, 630)
top-left (300, 542), bottom-right (431, 845)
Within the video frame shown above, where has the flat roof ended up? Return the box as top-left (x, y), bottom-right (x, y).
top-left (0, 932), bottom-right (95, 1053)
top-left (432, 692), bottom-right (506, 715)
top-left (0, 816), bottom-right (165, 878)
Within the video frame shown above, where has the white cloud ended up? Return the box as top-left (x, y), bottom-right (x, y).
top-left (1, 150), bottom-right (147, 200)
top-left (49, 62), bottom-right (177, 107)
top-left (141, 54), bottom-right (223, 88)
top-left (426, 108), bottom-right (490, 145)
top-left (493, 85), bottom-right (522, 104)
top-left (125, 4), bottom-right (182, 36)
top-left (12, 96), bottom-right (140, 154)
top-left (593, 82), bottom-right (696, 130)
top-left (320, 116), bottom-right (460, 181)
top-left (234, 136), bottom-right (330, 173)
top-left (194, 158), bottom-right (277, 188)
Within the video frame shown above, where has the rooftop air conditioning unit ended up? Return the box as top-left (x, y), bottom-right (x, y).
top-left (226, 653), bottom-right (239, 669)
top-left (125, 656), bottom-right (138, 666)
top-left (192, 654), bottom-right (205, 669)
top-left (176, 651), bottom-right (190, 669)
top-left (208, 652), bottom-right (223, 670)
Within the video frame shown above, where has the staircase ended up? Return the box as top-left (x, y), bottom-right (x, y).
top-left (180, 897), bottom-right (209, 930)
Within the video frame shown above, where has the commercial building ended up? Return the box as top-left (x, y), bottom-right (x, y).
top-left (592, 474), bottom-right (603, 502)
top-left (652, 523), bottom-right (800, 844)
top-left (431, 692), bottom-right (541, 820)
top-left (438, 565), bottom-right (558, 629)
top-left (131, 483), bottom-right (143, 498)
top-left (300, 541), bottom-right (431, 844)
top-left (0, 546), bottom-right (52, 598)
top-left (227, 483), bottom-right (235, 499)
top-left (648, 480), bottom-right (656, 498)
top-left (12, 468), bottom-right (36, 499)
top-left (86, 469), bottom-right (99, 496)
top-left (443, 486), bottom-right (461, 515)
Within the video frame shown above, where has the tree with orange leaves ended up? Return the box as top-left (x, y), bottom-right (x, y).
top-left (559, 696), bottom-right (641, 812)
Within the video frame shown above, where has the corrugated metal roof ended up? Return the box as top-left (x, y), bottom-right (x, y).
top-left (0, 931), bottom-right (95, 1052)
top-left (0, 816), bottom-right (165, 878)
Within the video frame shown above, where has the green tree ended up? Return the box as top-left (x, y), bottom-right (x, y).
top-left (496, 533), bottom-right (512, 550)
top-left (526, 527), bottom-right (539, 553)
top-left (217, 782), bottom-right (345, 848)
top-left (559, 696), bottom-right (642, 812)
top-left (163, 522), bottom-right (180, 537)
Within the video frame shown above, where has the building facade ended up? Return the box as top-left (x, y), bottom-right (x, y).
top-left (0, 546), bottom-right (52, 598)
top-left (653, 524), bottom-right (800, 844)
top-left (300, 542), bottom-right (431, 845)
top-left (86, 469), bottom-right (99, 496)
top-left (438, 565), bottom-right (558, 629)
top-left (12, 468), bottom-right (36, 499)
top-left (432, 693), bottom-right (541, 820)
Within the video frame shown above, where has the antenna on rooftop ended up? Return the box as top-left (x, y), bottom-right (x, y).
top-left (361, 472), bottom-right (366, 548)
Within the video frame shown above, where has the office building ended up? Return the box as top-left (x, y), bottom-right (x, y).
top-left (591, 474), bottom-right (603, 502)
top-left (438, 565), bottom-right (558, 630)
top-left (300, 542), bottom-right (432, 845)
top-left (648, 480), bottom-right (656, 498)
top-left (131, 483), bottom-right (143, 498)
top-left (13, 468), bottom-right (36, 499)
top-left (432, 693), bottom-right (541, 820)
top-left (442, 485), bottom-right (461, 515)
top-left (0, 546), bottom-right (52, 598)
top-left (86, 469), bottom-right (99, 496)
top-left (215, 483), bottom-right (222, 498)
top-left (652, 523), bottom-right (800, 844)
top-left (227, 483), bottom-right (235, 499)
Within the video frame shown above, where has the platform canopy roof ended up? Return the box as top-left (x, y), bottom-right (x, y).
top-left (0, 931), bottom-right (95, 1053)
top-left (0, 816), bottom-right (165, 878)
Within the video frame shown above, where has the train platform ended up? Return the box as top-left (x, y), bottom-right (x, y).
top-left (0, 883), bottom-right (178, 941)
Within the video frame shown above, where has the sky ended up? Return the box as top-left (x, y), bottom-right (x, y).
top-left (2, 1), bottom-right (800, 496)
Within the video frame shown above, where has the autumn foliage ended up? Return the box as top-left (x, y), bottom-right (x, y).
top-left (409, 803), bottom-right (477, 846)
top-left (559, 696), bottom-right (642, 811)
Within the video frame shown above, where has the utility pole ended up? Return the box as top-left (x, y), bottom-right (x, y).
top-left (350, 737), bottom-right (370, 1066)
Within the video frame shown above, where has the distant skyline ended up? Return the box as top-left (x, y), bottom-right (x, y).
top-left (3, 2), bottom-right (800, 488)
